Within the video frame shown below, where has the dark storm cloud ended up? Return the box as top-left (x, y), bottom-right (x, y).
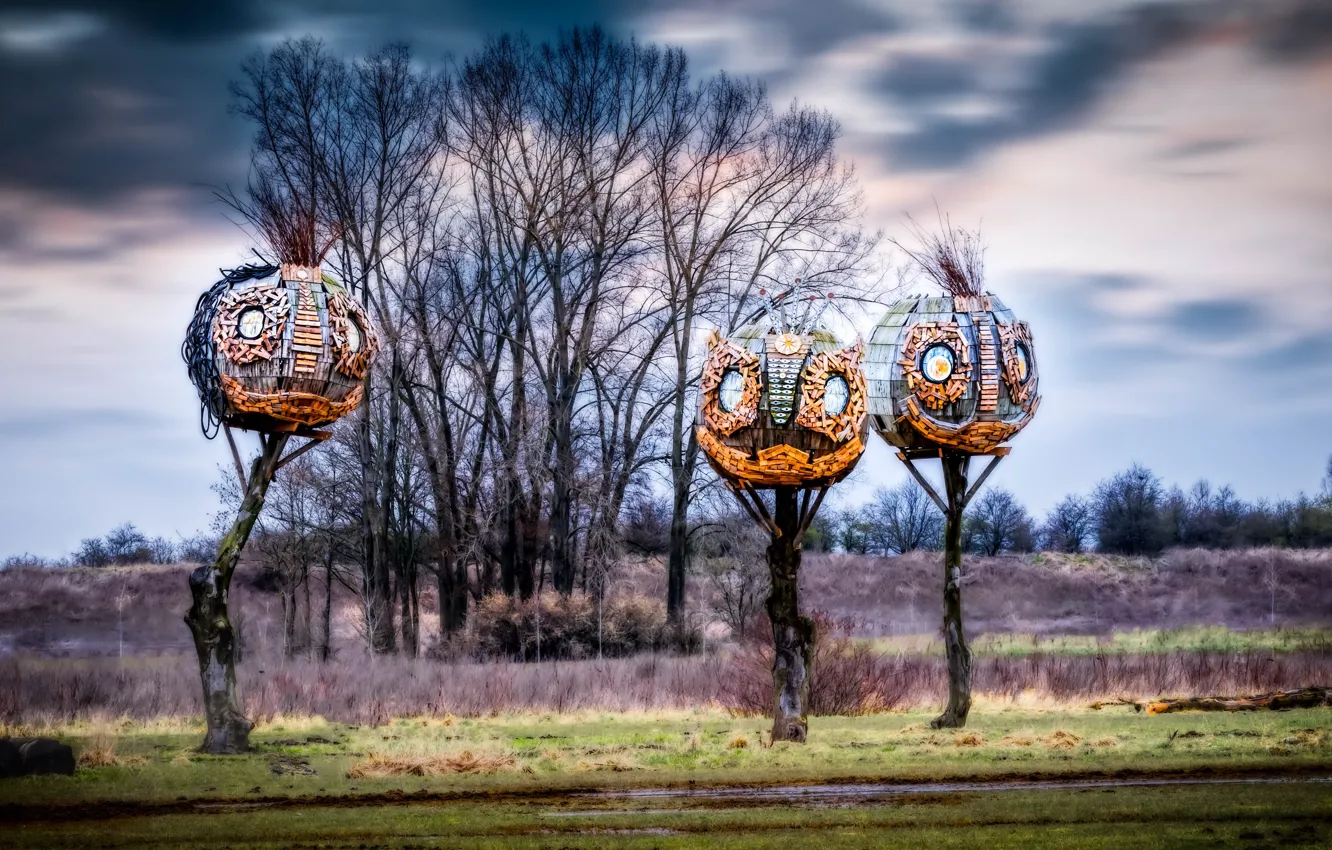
top-left (766, 0), bottom-right (899, 61)
top-left (1266, 332), bottom-right (1332, 377)
top-left (887, 3), bottom-right (1201, 170)
top-left (878, 55), bottom-right (974, 105)
top-left (0, 38), bottom-right (249, 203)
top-left (1256, 0), bottom-right (1332, 61)
top-left (0, 0), bottom-right (620, 207)
top-left (0, 0), bottom-right (270, 40)
top-left (956, 0), bottom-right (1018, 34)
top-left (1168, 299), bottom-right (1259, 342)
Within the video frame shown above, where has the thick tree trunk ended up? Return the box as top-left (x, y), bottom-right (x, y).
top-left (550, 414), bottom-right (575, 595)
top-left (766, 487), bottom-right (814, 743)
top-left (666, 427), bottom-right (696, 624)
top-left (932, 452), bottom-right (972, 729)
top-left (185, 433), bottom-right (288, 754)
top-left (667, 473), bottom-right (689, 624)
top-left (358, 372), bottom-right (396, 653)
top-left (282, 585), bottom-right (298, 658)
top-left (437, 554), bottom-right (468, 634)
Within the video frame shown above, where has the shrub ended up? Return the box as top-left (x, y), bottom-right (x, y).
top-left (720, 613), bottom-right (911, 717)
top-left (472, 592), bottom-right (668, 660)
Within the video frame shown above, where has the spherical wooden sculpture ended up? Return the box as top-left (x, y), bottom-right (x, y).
top-left (184, 263), bottom-right (378, 436)
top-left (696, 324), bottom-right (869, 489)
top-left (864, 293), bottom-right (1039, 455)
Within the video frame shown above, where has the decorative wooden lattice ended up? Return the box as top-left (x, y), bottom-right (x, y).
top-left (795, 343), bottom-right (868, 442)
top-left (212, 286), bottom-right (289, 365)
top-left (899, 322), bottom-right (972, 411)
top-left (998, 320), bottom-right (1037, 406)
top-left (328, 292), bottom-right (378, 380)
top-left (291, 282), bottom-right (322, 376)
top-left (697, 427), bottom-right (864, 487)
top-left (220, 375), bottom-right (364, 428)
top-left (700, 330), bottom-right (762, 436)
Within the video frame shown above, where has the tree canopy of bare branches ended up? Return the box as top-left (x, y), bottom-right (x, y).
top-left (220, 27), bottom-right (879, 653)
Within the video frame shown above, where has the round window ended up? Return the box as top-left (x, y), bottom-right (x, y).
top-left (237, 307), bottom-right (265, 341)
top-left (346, 318), bottom-right (363, 353)
top-left (718, 369), bottom-right (745, 412)
top-left (823, 375), bottom-right (849, 416)
top-left (921, 344), bottom-right (956, 384)
top-left (1015, 343), bottom-right (1031, 384)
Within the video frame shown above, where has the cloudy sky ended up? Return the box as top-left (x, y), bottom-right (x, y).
top-left (1, 0), bottom-right (1329, 557)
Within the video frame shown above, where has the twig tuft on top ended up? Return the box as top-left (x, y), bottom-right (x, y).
top-left (891, 209), bottom-right (985, 298)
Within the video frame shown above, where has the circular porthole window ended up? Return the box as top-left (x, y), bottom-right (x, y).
top-left (237, 307), bottom-right (266, 341)
top-left (346, 318), bottom-right (363, 353)
top-left (823, 375), bottom-right (849, 416)
top-left (921, 344), bottom-right (956, 384)
top-left (718, 369), bottom-right (745, 412)
top-left (1015, 343), bottom-right (1031, 384)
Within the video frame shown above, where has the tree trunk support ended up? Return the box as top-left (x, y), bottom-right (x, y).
top-left (729, 484), bottom-right (826, 743)
top-left (896, 449), bottom-right (1007, 730)
top-left (185, 431), bottom-right (300, 754)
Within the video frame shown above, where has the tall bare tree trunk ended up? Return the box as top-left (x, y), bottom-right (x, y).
top-left (282, 585), bottom-right (298, 658)
top-left (766, 486), bottom-right (814, 743)
top-left (933, 452), bottom-right (973, 729)
top-left (185, 433), bottom-right (288, 754)
top-left (321, 548), bottom-right (333, 662)
top-left (358, 371), bottom-right (396, 652)
top-left (549, 414), bottom-right (576, 595)
top-left (666, 373), bottom-right (695, 623)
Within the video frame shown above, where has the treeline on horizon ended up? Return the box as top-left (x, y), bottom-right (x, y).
top-left (811, 461), bottom-right (1332, 558)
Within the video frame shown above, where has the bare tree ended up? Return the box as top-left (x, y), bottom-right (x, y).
top-left (216, 30), bottom-right (878, 662)
top-left (1094, 464), bottom-right (1168, 555)
top-left (965, 488), bottom-right (1034, 556)
top-left (1041, 494), bottom-right (1094, 553)
top-left (866, 481), bottom-right (944, 554)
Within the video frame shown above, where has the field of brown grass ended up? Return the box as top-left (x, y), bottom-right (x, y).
top-left (2, 549), bottom-right (1330, 727)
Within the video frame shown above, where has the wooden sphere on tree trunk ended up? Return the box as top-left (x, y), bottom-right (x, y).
top-left (696, 324), bottom-right (868, 489)
top-left (184, 263), bottom-right (378, 436)
top-left (864, 293), bottom-right (1039, 455)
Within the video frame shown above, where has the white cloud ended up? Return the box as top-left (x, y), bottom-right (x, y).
top-left (0, 12), bottom-right (103, 54)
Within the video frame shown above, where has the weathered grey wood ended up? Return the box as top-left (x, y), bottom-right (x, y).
top-left (273, 433), bottom-right (330, 472)
top-left (961, 454), bottom-right (1005, 508)
top-left (223, 424), bottom-right (247, 490)
top-left (797, 486), bottom-right (828, 541)
top-left (897, 453), bottom-right (948, 513)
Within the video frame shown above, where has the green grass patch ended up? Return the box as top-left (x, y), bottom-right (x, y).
top-left (3, 704), bottom-right (1330, 812)
top-left (869, 625), bottom-right (1332, 657)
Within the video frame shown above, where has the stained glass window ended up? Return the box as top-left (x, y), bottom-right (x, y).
top-left (1015, 343), bottom-right (1030, 383)
top-left (237, 307), bottom-right (265, 341)
top-left (719, 369), bottom-right (744, 412)
top-left (922, 344), bottom-right (955, 384)
top-left (824, 375), bottom-right (849, 416)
